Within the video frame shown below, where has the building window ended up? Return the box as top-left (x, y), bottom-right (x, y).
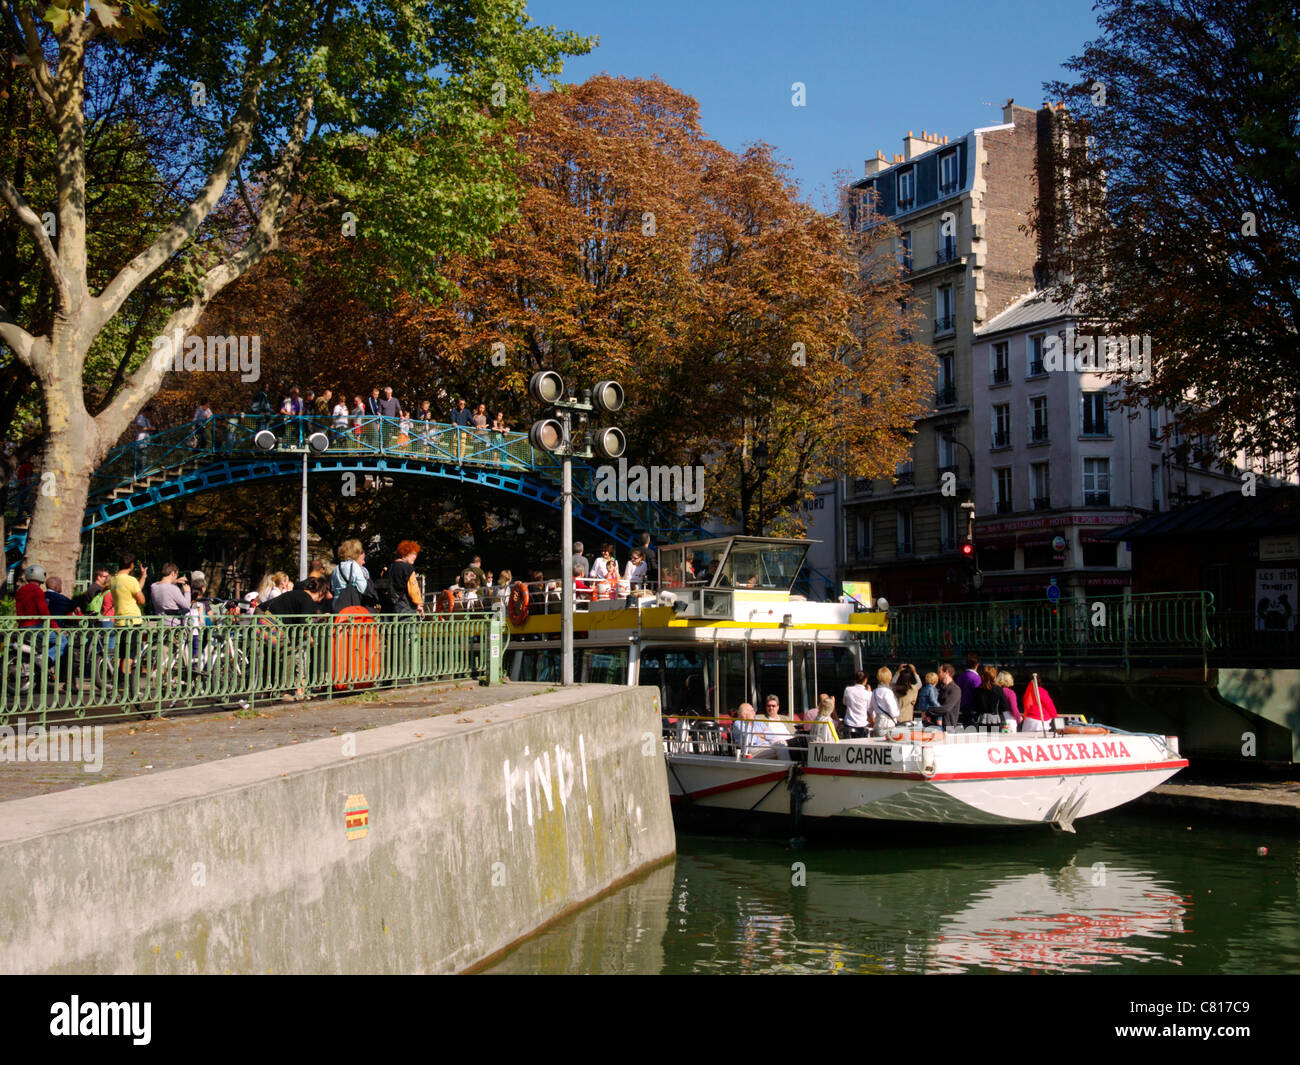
top-left (895, 451), bottom-right (915, 487)
top-left (991, 404), bottom-right (1011, 449)
top-left (941, 503), bottom-right (958, 550)
top-left (855, 514), bottom-right (872, 558)
top-left (1151, 464), bottom-right (1162, 512)
top-left (1081, 391), bottom-right (1109, 436)
top-left (939, 150), bottom-right (959, 194)
top-left (1029, 395), bottom-right (1049, 442)
top-left (937, 430), bottom-right (957, 472)
top-left (858, 188), bottom-right (876, 232)
top-left (991, 342), bottom-right (1009, 384)
top-left (897, 167), bottom-right (915, 208)
top-left (1032, 461), bottom-right (1051, 510)
top-left (1028, 334), bottom-right (1046, 376)
top-left (993, 467), bottom-right (1013, 514)
top-left (935, 285), bottom-right (954, 335)
top-left (1083, 457), bottom-right (1111, 505)
top-left (897, 230), bottom-right (912, 271)
top-left (936, 353), bottom-right (955, 406)
top-left (1148, 405), bottom-right (1160, 442)
top-left (897, 511), bottom-right (914, 555)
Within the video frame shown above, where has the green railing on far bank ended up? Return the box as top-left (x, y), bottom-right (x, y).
top-left (859, 591), bottom-right (1215, 673)
top-left (0, 610), bottom-right (503, 727)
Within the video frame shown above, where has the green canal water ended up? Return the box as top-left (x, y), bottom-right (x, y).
top-left (483, 813), bottom-right (1299, 974)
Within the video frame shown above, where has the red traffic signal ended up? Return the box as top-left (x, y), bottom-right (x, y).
top-left (960, 541), bottom-right (974, 557)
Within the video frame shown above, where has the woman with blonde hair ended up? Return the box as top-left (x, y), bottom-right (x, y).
top-left (258, 571), bottom-right (290, 602)
top-left (995, 670), bottom-right (1022, 731)
top-left (331, 539), bottom-right (374, 611)
top-left (869, 666), bottom-right (900, 736)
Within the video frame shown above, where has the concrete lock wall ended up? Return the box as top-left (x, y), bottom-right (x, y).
top-left (0, 685), bottom-right (674, 974)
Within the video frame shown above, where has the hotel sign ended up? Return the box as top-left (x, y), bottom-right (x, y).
top-left (1259, 536), bottom-right (1299, 561)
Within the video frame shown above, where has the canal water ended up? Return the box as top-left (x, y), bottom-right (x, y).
top-left (482, 812), bottom-right (1299, 974)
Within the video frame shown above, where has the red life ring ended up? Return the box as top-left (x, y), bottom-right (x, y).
top-left (507, 581), bottom-right (530, 626)
top-left (436, 588), bottom-right (457, 617)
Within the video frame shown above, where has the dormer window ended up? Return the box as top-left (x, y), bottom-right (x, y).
top-left (897, 167), bottom-right (915, 208)
top-left (939, 150), bottom-right (959, 194)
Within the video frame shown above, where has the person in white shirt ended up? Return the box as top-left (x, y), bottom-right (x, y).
top-left (590, 543), bottom-right (616, 582)
top-left (869, 667), bottom-right (901, 736)
top-left (761, 694), bottom-right (793, 759)
top-left (332, 398), bottom-right (349, 433)
top-left (842, 670), bottom-right (872, 738)
top-left (731, 703), bottom-right (772, 758)
top-left (626, 548), bottom-right (648, 589)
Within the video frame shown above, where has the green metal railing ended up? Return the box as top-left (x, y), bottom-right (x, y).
top-left (860, 591), bottom-right (1215, 672)
top-left (0, 610), bottom-right (503, 727)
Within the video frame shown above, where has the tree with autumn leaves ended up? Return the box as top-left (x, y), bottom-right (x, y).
top-left (396, 76), bottom-right (927, 536)
top-left (0, 0), bottom-right (586, 580)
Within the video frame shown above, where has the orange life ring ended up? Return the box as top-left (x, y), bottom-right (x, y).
top-left (507, 581), bottom-right (530, 626)
top-left (332, 606), bottom-right (381, 689)
top-left (1063, 725), bottom-right (1109, 735)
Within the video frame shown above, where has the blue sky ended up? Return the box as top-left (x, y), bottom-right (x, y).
top-left (527, 0), bottom-right (1103, 204)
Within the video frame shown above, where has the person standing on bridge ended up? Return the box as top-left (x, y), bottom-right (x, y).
top-left (191, 400), bottom-right (213, 450)
top-left (378, 386), bottom-right (401, 419)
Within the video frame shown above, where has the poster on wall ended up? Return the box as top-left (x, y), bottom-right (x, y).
top-left (1254, 568), bottom-right (1297, 631)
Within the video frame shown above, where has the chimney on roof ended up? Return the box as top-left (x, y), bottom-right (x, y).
top-left (863, 149), bottom-right (888, 176)
top-left (1002, 98), bottom-right (1015, 124)
top-left (903, 129), bottom-right (930, 160)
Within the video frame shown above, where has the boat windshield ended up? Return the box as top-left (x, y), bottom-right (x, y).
top-left (716, 542), bottom-right (807, 592)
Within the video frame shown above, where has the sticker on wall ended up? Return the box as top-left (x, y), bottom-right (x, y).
top-left (345, 793), bottom-right (370, 840)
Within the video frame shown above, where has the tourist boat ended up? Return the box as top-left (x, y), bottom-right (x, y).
top-left (504, 536), bottom-right (1187, 831)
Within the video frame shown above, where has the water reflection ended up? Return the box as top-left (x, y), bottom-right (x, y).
top-left (482, 814), bottom-right (1299, 975)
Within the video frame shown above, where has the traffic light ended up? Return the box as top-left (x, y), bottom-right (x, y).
top-left (960, 538), bottom-right (974, 558)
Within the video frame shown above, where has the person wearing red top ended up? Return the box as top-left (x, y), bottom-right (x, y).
top-left (1021, 679), bottom-right (1058, 732)
top-left (15, 564), bottom-right (68, 667)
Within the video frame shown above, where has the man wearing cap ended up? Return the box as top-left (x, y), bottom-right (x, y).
top-left (16, 564), bottom-right (69, 665)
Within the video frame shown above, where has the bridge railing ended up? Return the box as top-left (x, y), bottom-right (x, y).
top-left (88, 413), bottom-right (706, 544)
top-left (859, 591), bottom-right (1215, 670)
top-left (0, 609), bottom-right (502, 726)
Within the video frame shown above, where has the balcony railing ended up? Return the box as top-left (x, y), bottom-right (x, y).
top-left (935, 315), bottom-right (955, 334)
top-left (1028, 360), bottom-right (1046, 376)
top-left (894, 471), bottom-right (915, 487)
top-left (992, 367), bottom-right (1010, 384)
top-left (935, 386), bottom-right (956, 407)
top-left (995, 499), bottom-right (1014, 514)
top-left (1032, 496), bottom-right (1052, 511)
top-left (1084, 491), bottom-right (1112, 506)
top-left (936, 244), bottom-right (958, 263)
top-left (1030, 424), bottom-right (1049, 442)
top-left (992, 430), bottom-right (1011, 449)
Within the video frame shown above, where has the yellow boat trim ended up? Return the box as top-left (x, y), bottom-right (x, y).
top-left (507, 606), bottom-right (888, 636)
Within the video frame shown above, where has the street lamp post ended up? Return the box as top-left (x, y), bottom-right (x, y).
top-left (255, 417), bottom-right (329, 582)
top-left (529, 373), bottom-right (625, 686)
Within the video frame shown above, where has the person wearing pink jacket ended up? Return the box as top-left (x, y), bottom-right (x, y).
top-left (1021, 680), bottom-right (1057, 732)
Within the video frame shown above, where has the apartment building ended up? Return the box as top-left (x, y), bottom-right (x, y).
top-left (839, 101), bottom-right (1054, 604)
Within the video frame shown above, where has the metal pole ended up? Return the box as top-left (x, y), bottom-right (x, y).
top-left (299, 448), bottom-right (308, 581)
top-left (561, 439), bottom-right (574, 686)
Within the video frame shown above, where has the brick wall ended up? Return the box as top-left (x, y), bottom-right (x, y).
top-left (981, 104), bottom-right (1049, 320)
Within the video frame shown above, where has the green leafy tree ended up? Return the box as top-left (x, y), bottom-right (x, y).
top-left (0, 0), bottom-right (587, 579)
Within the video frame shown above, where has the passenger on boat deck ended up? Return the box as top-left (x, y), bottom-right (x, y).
top-left (806, 693), bottom-right (841, 743)
top-left (970, 665), bottom-right (1010, 729)
top-left (1020, 679), bottom-right (1057, 732)
top-left (956, 651), bottom-right (982, 716)
top-left (931, 664), bottom-right (962, 729)
top-left (761, 694), bottom-right (793, 753)
top-left (731, 703), bottom-right (772, 757)
top-left (571, 562), bottom-right (591, 603)
top-left (916, 672), bottom-right (940, 718)
top-left (590, 543), bottom-right (616, 582)
top-left (869, 667), bottom-right (900, 736)
top-left (626, 548), bottom-right (648, 589)
top-left (996, 671), bottom-right (1022, 730)
top-left (842, 670), bottom-right (872, 738)
top-left (571, 542), bottom-right (590, 577)
top-left (892, 663), bottom-right (921, 722)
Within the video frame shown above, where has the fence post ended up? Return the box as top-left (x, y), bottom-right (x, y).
top-left (1122, 591), bottom-right (1131, 678)
top-left (486, 611), bottom-right (501, 686)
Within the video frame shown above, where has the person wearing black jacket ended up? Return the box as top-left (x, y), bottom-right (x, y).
top-left (930, 663), bottom-right (963, 729)
top-left (261, 577), bottom-right (329, 699)
top-left (968, 664), bottom-right (1011, 729)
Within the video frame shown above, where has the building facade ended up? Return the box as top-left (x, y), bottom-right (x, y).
top-left (839, 102), bottom-right (1055, 604)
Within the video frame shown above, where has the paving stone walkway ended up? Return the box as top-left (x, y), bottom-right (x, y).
top-left (0, 680), bottom-right (556, 802)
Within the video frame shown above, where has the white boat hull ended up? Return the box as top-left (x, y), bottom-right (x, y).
top-left (667, 730), bottom-right (1187, 828)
